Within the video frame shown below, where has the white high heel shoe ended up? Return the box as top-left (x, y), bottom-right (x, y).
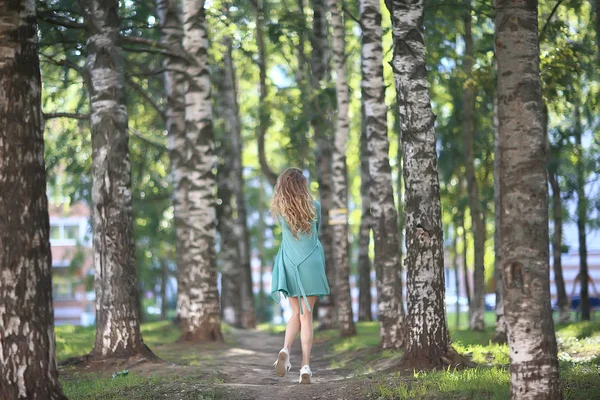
top-left (299, 364), bottom-right (312, 384)
top-left (273, 348), bottom-right (292, 377)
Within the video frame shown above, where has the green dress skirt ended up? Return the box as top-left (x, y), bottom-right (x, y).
top-left (271, 200), bottom-right (330, 314)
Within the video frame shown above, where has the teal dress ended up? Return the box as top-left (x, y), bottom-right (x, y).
top-left (271, 200), bottom-right (330, 314)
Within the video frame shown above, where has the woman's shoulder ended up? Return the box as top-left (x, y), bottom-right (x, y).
top-left (313, 199), bottom-right (320, 208)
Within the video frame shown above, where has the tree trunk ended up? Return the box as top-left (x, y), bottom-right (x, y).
top-left (544, 106), bottom-right (569, 324)
top-left (460, 218), bottom-right (472, 308)
top-left (396, 106), bottom-right (405, 266)
top-left (214, 53), bottom-right (243, 327)
top-left (224, 46), bottom-right (256, 329)
top-left (156, 0), bottom-right (185, 325)
top-left (358, 105), bottom-right (373, 323)
top-left (387, 0), bottom-right (457, 368)
top-left (310, 0), bottom-right (337, 330)
top-left (161, 260), bottom-right (168, 320)
top-left (257, 176), bottom-right (267, 322)
top-left (492, 96), bottom-right (507, 343)
top-left (220, 37), bottom-right (256, 329)
top-left (215, 137), bottom-right (242, 327)
top-left (0, 2), bottom-right (67, 397)
top-left (177, 0), bottom-right (222, 342)
top-left (256, 0), bottom-right (278, 187)
top-left (496, 0), bottom-right (561, 396)
top-left (361, 0), bottom-right (405, 348)
top-left (453, 228), bottom-right (460, 330)
top-left (327, 0), bottom-right (356, 337)
top-left (82, 0), bottom-right (152, 358)
top-left (574, 105), bottom-right (590, 321)
top-left (463, 2), bottom-right (485, 331)
top-left (549, 171), bottom-right (570, 323)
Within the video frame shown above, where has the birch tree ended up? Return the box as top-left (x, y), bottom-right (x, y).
top-left (493, 97), bottom-right (507, 343)
top-left (327, 0), bottom-right (356, 337)
top-left (310, 0), bottom-right (337, 330)
top-left (496, 0), bottom-right (561, 396)
top-left (215, 38), bottom-right (244, 327)
top-left (0, 1), bottom-right (66, 397)
top-left (463, 1), bottom-right (485, 331)
top-left (387, 0), bottom-right (461, 367)
top-left (358, 104), bottom-right (373, 322)
top-left (361, 0), bottom-right (405, 348)
top-left (227, 40), bottom-right (257, 329)
top-left (177, 0), bottom-right (223, 341)
top-left (82, 0), bottom-right (152, 358)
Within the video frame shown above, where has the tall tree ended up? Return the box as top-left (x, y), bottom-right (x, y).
top-left (0, 1), bottom-right (66, 397)
top-left (573, 104), bottom-right (590, 321)
top-left (549, 169), bottom-right (570, 323)
top-left (452, 227), bottom-right (461, 330)
top-left (256, 0), bottom-right (278, 187)
top-left (361, 0), bottom-right (405, 348)
top-left (545, 107), bottom-right (569, 324)
top-left (82, 0), bottom-right (152, 358)
top-left (462, 1), bottom-right (486, 331)
top-left (310, 0), bottom-right (337, 330)
top-left (225, 36), bottom-right (256, 329)
top-left (327, 0), bottom-right (356, 337)
top-left (214, 44), bottom-right (243, 327)
top-left (358, 107), bottom-right (373, 322)
top-left (461, 213), bottom-right (471, 307)
top-left (492, 96), bottom-right (507, 343)
top-left (156, 0), bottom-right (185, 323)
top-left (496, 0), bottom-right (561, 396)
top-left (177, 0), bottom-right (223, 341)
top-left (387, 0), bottom-right (460, 367)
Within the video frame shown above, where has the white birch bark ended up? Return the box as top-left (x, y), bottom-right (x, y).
top-left (496, 0), bottom-right (561, 396)
top-left (82, 0), bottom-right (151, 358)
top-left (327, 0), bottom-right (356, 337)
top-left (361, 0), bottom-right (405, 349)
top-left (0, 1), bottom-right (66, 397)
top-left (177, 0), bottom-right (223, 341)
top-left (387, 0), bottom-right (457, 367)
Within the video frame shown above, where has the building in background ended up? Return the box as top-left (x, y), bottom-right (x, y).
top-left (49, 202), bottom-right (95, 326)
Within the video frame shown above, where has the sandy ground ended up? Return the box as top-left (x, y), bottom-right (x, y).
top-left (213, 329), bottom-right (370, 400)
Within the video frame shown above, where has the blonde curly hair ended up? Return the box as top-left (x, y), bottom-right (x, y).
top-left (270, 168), bottom-right (316, 238)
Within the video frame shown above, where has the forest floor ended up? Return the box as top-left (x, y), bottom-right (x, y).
top-left (57, 313), bottom-right (600, 400)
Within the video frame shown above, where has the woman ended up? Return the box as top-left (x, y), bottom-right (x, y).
top-left (270, 168), bottom-right (330, 384)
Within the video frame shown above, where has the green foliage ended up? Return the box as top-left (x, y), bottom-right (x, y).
top-left (38, 0), bottom-right (600, 325)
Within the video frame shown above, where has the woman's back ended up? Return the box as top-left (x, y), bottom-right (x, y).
top-left (278, 200), bottom-right (321, 259)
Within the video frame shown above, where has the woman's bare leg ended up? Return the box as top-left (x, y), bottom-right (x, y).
top-left (299, 296), bottom-right (318, 366)
top-left (283, 297), bottom-right (301, 351)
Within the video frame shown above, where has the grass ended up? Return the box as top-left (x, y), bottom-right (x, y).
top-left (376, 367), bottom-right (510, 400)
top-left (55, 313), bottom-right (600, 399)
top-left (55, 321), bottom-right (233, 362)
top-left (371, 313), bottom-right (600, 399)
top-left (62, 373), bottom-right (221, 400)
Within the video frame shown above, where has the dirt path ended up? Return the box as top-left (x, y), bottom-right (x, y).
top-left (214, 329), bottom-right (368, 400)
top-left (63, 328), bottom-right (378, 399)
